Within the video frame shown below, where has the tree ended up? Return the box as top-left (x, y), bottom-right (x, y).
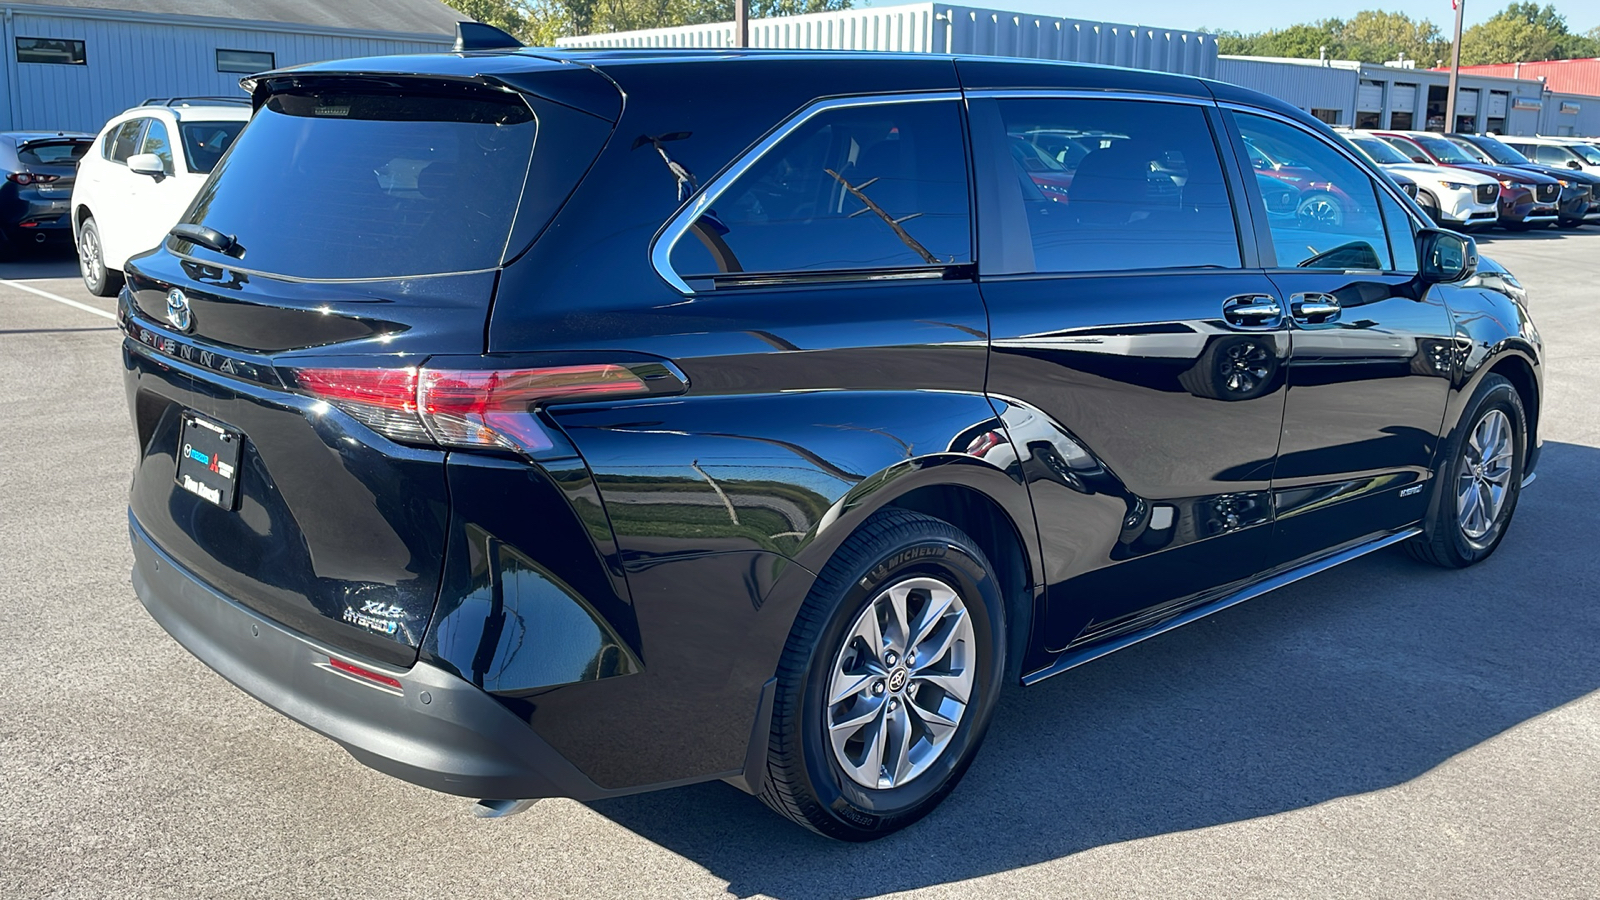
top-left (441, 0), bottom-right (851, 45)
top-left (1341, 10), bottom-right (1447, 65)
top-left (1460, 3), bottom-right (1599, 64)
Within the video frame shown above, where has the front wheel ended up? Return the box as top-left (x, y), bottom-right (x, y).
top-left (758, 509), bottom-right (1006, 840)
top-left (1407, 374), bottom-right (1527, 568)
top-left (77, 217), bottom-right (124, 298)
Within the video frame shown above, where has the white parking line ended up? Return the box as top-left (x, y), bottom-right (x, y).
top-left (0, 278), bottom-right (116, 321)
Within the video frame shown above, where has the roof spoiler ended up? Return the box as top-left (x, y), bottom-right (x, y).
top-left (454, 21), bottom-right (523, 52)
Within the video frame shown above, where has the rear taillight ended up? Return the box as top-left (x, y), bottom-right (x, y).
top-left (7, 172), bottom-right (59, 185)
top-left (290, 362), bottom-right (670, 453)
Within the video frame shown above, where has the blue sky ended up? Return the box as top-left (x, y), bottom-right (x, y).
top-left (860, 1), bottom-right (1600, 35)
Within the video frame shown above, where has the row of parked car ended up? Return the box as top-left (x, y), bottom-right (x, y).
top-left (1331, 129), bottom-right (1600, 232)
top-left (0, 97), bottom-right (247, 292)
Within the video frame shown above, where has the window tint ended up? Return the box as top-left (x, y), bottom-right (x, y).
top-left (1535, 144), bottom-right (1572, 166)
top-left (140, 119), bottom-right (174, 174)
top-left (178, 86), bottom-right (536, 279)
top-left (16, 37), bottom-right (84, 65)
top-left (106, 119), bottom-right (146, 164)
top-left (180, 121), bottom-right (244, 174)
top-left (1236, 114), bottom-right (1393, 271)
top-left (989, 98), bottom-right (1240, 273)
top-left (1378, 189), bottom-right (1419, 273)
top-left (17, 139), bottom-right (90, 165)
top-left (669, 100), bottom-right (970, 278)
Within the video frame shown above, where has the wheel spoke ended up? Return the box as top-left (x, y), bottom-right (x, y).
top-left (912, 608), bottom-right (966, 669)
top-left (886, 703), bottom-right (914, 786)
top-left (885, 584), bottom-right (912, 654)
top-left (829, 670), bottom-right (880, 706)
top-left (911, 669), bottom-right (971, 704)
top-left (909, 584), bottom-right (957, 650)
top-left (860, 705), bottom-right (888, 784)
top-left (829, 697), bottom-right (883, 735)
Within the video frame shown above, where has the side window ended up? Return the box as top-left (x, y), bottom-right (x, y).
top-left (140, 119), bottom-right (174, 174)
top-left (1377, 189), bottom-right (1419, 273)
top-left (988, 97), bottom-right (1241, 273)
top-left (668, 100), bottom-right (970, 279)
top-left (1382, 137), bottom-right (1429, 164)
top-left (1235, 114), bottom-right (1393, 271)
top-left (1536, 144), bottom-right (1570, 166)
top-left (106, 119), bottom-right (146, 164)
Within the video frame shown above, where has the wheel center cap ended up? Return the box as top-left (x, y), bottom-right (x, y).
top-left (887, 668), bottom-right (909, 693)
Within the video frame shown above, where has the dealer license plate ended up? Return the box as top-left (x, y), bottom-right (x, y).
top-left (175, 414), bottom-right (242, 510)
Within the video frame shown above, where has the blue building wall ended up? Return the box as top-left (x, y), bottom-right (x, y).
top-left (0, 6), bottom-right (451, 133)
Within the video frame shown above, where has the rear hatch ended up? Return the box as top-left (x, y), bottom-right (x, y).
top-left (122, 69), bottom-right (618, 665)
top-left (10, 137), bottom-right (90, 227)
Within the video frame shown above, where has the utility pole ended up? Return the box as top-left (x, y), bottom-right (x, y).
top-left (734, 0), bottom-right (749, 48)
top-left (1445, 0), bottom-right (1465, 131)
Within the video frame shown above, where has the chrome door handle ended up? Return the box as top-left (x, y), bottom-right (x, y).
top-left (1223, 294), bottom-right (1283, 328)
top-left (1290, 292), bottom-right (1341, 324)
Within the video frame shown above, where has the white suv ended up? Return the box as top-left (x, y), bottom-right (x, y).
top-left (71, 98), bottom-right (250, 296)
top-left (1341, 131), bottom-right (1500, 230)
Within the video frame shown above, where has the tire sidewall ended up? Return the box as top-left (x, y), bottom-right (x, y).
top-left (79, 220), bottom-right (106, 295)
top-left (796, 531), bottom-right (1005, 834)
top-left (1442, 380), bottom-right (1526, 561)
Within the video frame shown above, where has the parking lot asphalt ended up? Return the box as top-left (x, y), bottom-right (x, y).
top-left (2, 233), bottom-right (1598, 900)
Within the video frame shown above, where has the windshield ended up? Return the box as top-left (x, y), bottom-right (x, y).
top-left (1569, 143), bottom-right (1600, 165)
top-left (1349, 136), bottom-right (1411, 166)
top-left (1449, 138), bottom-right (1493, 164)
top-left (179, 121), bottom-right (245, 174)
top-left (1466, 134), bottom-right (1531, 166)
top-left (176, 85), bottom-right (536, 280)
top-left (17, 139), bottom-right (90, 166)
top-left (1412, 134), bottom-right (1477, 165)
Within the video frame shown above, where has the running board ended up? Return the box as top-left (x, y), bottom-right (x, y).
top-left (1020, 527), bottom-right (1423, 686)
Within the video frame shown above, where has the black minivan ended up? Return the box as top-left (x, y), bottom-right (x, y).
top-left (121, 42), bottom-right (1542, 841)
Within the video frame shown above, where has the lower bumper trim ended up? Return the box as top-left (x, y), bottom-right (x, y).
top-left (129, 514), bottom-right (619, 801)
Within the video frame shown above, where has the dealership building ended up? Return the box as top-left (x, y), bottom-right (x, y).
top-left (560, 3), bottom-right (1599, 137)
top-left (0, 0), bottom-right (460, 133)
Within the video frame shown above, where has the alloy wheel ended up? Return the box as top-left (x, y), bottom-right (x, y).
top-left (1457, 408), bottom-right (1514, 540)
top-left (80, 228), bottom-right (102, 285)
top-left (825, 576), bottom-right (975, 790)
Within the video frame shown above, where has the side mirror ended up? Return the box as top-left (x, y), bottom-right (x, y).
top-left (1569, 160), bottom-right (1583, 170)
top-left (1418, 228), bottom-right (1478, 284)
top-left (128, 153), bottom-right (166, 178)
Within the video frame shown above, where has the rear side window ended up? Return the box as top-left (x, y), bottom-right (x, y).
top-left (105, 119), bottom-right (146, 164)
top-left (140, 120), bottom-right (174, 174)
top-left (1534, 144), bottom-right (1573, 166)
top-left (668, 99), bottom-right (971, 279)
top-left (17, 139), bottom-right (89, 165)
top-left (180, 121), bottom-right (244, 174)
top-left (984, 97), bottom-right (1241, 273)
top-left (176, 86), bottom-right (536, 279)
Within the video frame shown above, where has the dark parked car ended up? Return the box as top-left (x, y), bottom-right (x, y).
top-left (121, 41), bottom-right (1543, 841)
top-left (1377, 131), bottom-right (1561, 229)
top-left (1447, 132), bottom-right (1600, 229)
top-left (0, 131), bottom-right (93, 255)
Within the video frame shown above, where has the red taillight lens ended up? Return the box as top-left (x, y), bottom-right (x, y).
top-left (7, 172), bottom-right (59, 185)
top-left (290, 363), bottom-right (654, 453)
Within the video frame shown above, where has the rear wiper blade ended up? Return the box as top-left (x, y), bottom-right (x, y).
top-left (169, 223), bottom-right (236, 255)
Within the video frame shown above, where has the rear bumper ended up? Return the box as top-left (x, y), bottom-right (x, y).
top-left (129, 513), bottom-right (620, 802)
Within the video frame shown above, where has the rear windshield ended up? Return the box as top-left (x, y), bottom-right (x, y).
top-left (18, 139), bottom-right (90, 165)
top-left (176, 85), bottom-right (536, 280)
top-left (179, 121), bottom-right (245, 174)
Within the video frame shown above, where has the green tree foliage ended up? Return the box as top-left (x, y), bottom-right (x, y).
top-left (1210, 3), bottom-right (1599, 66)
top-left (441, 0), bottom-right (851, 45)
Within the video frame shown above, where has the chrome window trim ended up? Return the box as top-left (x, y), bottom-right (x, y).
top-left (650, 91), bottom-right (963, 295)
top-left (964, 88), bottom-right (1214, 107)
top-left (1220, 102), bottom-right (1430, 232)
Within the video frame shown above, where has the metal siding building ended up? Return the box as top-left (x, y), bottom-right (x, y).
top-left (1215, 55), bottom-right (1600, 137)
top-left (557, 4), bottom-right (1220, 78)
top-left (1448, 59), bottom-right (1600, 98)
top-left (0, 1), bottom-right (459, 133)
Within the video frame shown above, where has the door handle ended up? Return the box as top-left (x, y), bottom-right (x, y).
top-left (1290, 292), bottom-right (1341, 324)
top-left (1222, 294), bottom-right (1283, 328)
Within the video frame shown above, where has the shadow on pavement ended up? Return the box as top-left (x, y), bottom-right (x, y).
top-left (0, 242), bottom-right (80, 280)
top-left (1475, 226), bottom-right (1599, 244)
top-left (587, 440), bottom-right (1600, 899)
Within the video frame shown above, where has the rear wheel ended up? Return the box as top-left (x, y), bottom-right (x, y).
top-left (758, 509), bottom-right (1006, 841)
top-left (1407, 374), bottom-right (1526, 568)
top-left (77, 217), bottom-right (123, 297)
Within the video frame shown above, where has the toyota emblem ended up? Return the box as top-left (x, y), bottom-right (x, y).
top-left (165, 288), bottom-right (192, 332)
